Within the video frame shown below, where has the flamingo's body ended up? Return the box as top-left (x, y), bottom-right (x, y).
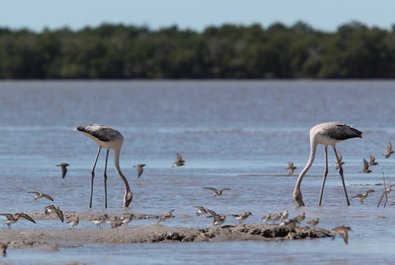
top-left (75, 124), bottom-right (132, 208)
top-left (293, 122), bottom-right (362, 206)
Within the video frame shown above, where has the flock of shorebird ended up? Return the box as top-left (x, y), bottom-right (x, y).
top-left (0, 122), bottom-right (394, 252)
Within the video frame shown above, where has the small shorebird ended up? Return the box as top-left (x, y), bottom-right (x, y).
top-left (66, 215), bottom-right (79, 228)
top-left (28, 191), bottom-right (54, 202)
top-left (158, 210), bottom-right (175, 224)
top-left (207, 209), bottom-right (226, 226)
top-left (0, 242), bottom-right (8, 256)
top-left (280, 210), bottom-right (289, 220)
top-left (232, 212), bottom-right (253, 224)
top-left (0, 213), bottom-right (36, 229)
top-left (173, 153), bottom-right (185, 167)
top-left (90, 214), bottom-right (109, 228)
top-left (369, 154), bottom-right (378, 166)
top-left (194, 206), bottom-right (209, 216)
top-left (377, 181), bottom-right (395, 208)
top-left (351, 189), bottom-right (375, 204)
top-left (306, 218), bottom-right (319, 227)
top-left (287, 162), bottom-right (297, 176)
top-left (384, 142), bottom-right (394, 159)
top-left (75, 124), bottom-right (133, 208)
top-left (56, 163), bottom-right (70, 179)
top-left (261, 213), bottom-right (272, 223)
top-left (360, 159), bottom-right (372, 173)
top-left (107, 216), bottom-right (123, 228)
top-left (332, 225), bottom-right (351, 245)
top-left (269, 213), bottom-right (281, 224)
top-left (289, 212), bottom-right (305, 224)
top-left (333, 152), bottom-right (345, 170)
top-left (202, 187), bottom-right (231, 197)
top-left (121, 213), bottom-right (133, 226)
top-left (133, 164), bottom-right (146, 178)
top-left (44, 205), bottom-right (64, 222)
top-left (293, 122), bottom-right (362, 206)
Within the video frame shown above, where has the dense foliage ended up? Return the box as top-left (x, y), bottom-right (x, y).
top-left (1, 21), bottom-right (395, 79)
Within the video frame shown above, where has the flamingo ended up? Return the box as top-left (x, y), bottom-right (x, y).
top-left (75, 124), bottom-right (132, 208)
top-left (293, 122), bottom-right (362, 206)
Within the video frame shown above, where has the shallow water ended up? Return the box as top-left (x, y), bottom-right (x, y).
top-left (1, 80), bottom-right (395, 264)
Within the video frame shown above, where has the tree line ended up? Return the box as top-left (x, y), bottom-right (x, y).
top-left (0, 21), bottom-right (395, 79)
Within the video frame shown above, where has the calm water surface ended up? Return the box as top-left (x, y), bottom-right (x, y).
top-left (1, 81), bottom-right (395, 264)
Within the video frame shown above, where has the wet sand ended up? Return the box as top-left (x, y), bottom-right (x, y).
top-left (0, 212), bottom-right (332, 251)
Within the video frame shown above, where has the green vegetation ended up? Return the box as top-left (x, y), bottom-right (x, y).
top-left (1, 21), bottom-right (395, 79)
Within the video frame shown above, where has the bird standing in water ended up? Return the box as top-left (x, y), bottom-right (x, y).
top-left (75, 124), bottom-right (133, 208)
top-left (293, 122), bottom-right (362, 206)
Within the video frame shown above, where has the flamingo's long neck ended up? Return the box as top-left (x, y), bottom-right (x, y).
top-left (294, 138), bottom-right (317, 196)
top-left (113, 147), bottom-right (132, 206)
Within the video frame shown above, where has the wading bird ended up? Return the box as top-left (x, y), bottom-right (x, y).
top-left (207, 209), bottom-right (226, 226)
top-left (232, 211), bottom-right (253, 224)
top-left (75, 124), bottom-right (133, 208)
top-left (194, 206), bottom-right (209, 216)
top-left (66, 215), bottom-right (79, 228)
top-left (173, 153), bottom-right (185, 167)
top-left (361, 159), bottom-right (372, 173)
top-left (0, 242), bottom-right (8, 256)
top-left (133, 163), bottom-right (146, 178)
top-left (377, 175), bottom-right (395, 208)
top-left (332, 225), bottom-right (351, 245)
top-left (44, 205), bottom-right (64, 222)
top-left (306, 217), bottom-right (319, 227)
top-left (28, 191), bottom-right (54, 202)
top-left (351, 189), bottom-right (375, 204)
top-left (287, 162), bottom-right (297, 176)
top-left (369, 154), bottom-right (378, 166)
top-left (157, 209), bottom-right (175, 224)
top-left (0, 213), bottom-right (36, 229)
top-left (56, 163), bottom-right (69, 179)
top-left (293, 122), bottom-right (362, 206)
top-left (384, 142), bottom-right (394, 159)
top-left (202, 187), bottom-right (231, 197)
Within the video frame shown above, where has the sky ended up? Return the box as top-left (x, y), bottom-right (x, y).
top-left (1, 0), bottom-right (394, 32)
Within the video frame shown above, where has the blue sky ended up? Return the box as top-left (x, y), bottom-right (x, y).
top-left (1, 0), bottom-right (394, 32)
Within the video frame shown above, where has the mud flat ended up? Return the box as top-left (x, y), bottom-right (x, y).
top-left (0, 222), bottom-right (332, 251)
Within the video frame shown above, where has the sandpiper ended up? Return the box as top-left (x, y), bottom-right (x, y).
top-left (306, 217), bottom-right (319, 227)
top-left (44, 205), bottom-right (64, 222)
top-left (133, 164), bottom-right (146, 178)
top-left (121, 213), bottom-right (133, 226)
top-left (107, 216), bottom-right (123, 228)
top-left (0, 213), bottom-right (36, 229)
top-left (66, 215), bottom-right (79, 228)
top-left (289, 212), bottom-right (305, 223)
top-left (332, 225), bottom-right (351, 245)
top-left (261, 213), bottom-right (272, 223)
top-left (369, 154), bottom-right (378, 166)
top-left (173, 153), bottom-right (185, 167)
top-left (280, 210), bottom-right (289, 220)
top-left (202, 187), bottom-right (231, 197)
top-left (158, 210), bottom-right (175, 224)
top-left (384, 142), bottom-right (394, 159)
top-left (287, 162), bottom-right (297, 176)
top-left (207, 209), bottom-right (226, 226)
top-left (194, 206), bottom-right (209, 216)
top-left (377, 183), bottom-right (395, 208)
top-left (351, 189), bottom-right (375, 204)
top-left (0, 242), bottom-right (8, 256)
top-left (90, 214), bottom-right (109, 228)
top-left (232, 211), bottom-right (253, 224)
top-left (56, 163), bottom-right (70, 179)
top-left (269, 213), bottom-right (281, 224)
top-left (28, 191), bottom-right (54, 202)
top-left (360, 159), bottom-right (371, 173)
